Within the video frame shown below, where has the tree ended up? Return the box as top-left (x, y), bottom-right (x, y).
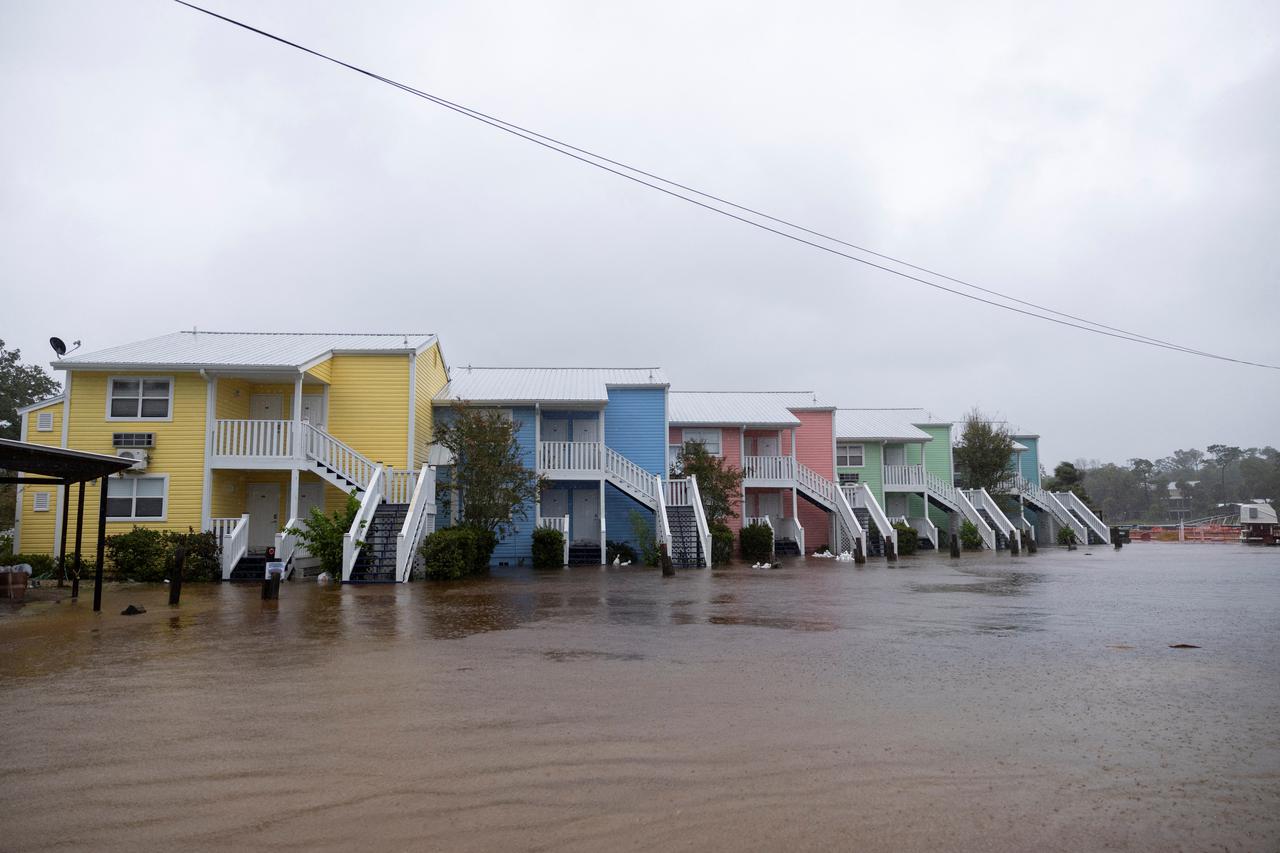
top-left (288, 493), bottom-right (360, 578)
top-left (672, 440), bottom-right (743, 526)
top-left (0, 340), bottom-right (62, 524)
top-left (1043, 461), bottom-right (1092, 506)
top-left (953, 408), bottom-right (1015, 492)
top-left (433, 405), bottom-right (544, 539)
top-left (0, 339), bottom-right (61, 441)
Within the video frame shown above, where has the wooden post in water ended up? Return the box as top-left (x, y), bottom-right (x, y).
top-left (885, 536), bottom-right (897, 563)
top-left (169, 546), bottom-right (185, 606)
top-left (949, 532), bottom-right (961, 558)
top-left (854, 539), bottom-right (865, 565)
top-left (1026, 530), bottom-right (1037, 554)
top-left (660, 543), bottom-right (675, 577)
top-left (71, 480), bottom-right (85, 600)
top-left (1112, 527), bottom-right (1123, 550)
top-left (1009, 530), bottom-right (1020, 555)
top-left (93, 476), bottom-right (108, 613)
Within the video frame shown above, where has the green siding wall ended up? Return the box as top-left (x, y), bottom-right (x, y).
top-left (837, 441), bottom-right (883, 503)
top-left (921, 425), bottom-right (953, 481)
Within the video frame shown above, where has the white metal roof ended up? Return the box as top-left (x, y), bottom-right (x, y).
top-left (835, 409), bottom-right (933, 442)
top-left (1011, 440), bottom-right (1030, 452)
top-left (435, 367), bottom-right (669, 404)
top-left (53, 331), bottom-right (437, 371)
top-left (668, 391), bottom-right (834, 427)
top-left (16, 393), bottom-right (64, 415)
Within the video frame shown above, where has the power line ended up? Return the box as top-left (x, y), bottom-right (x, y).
top-left (171, 0), bottom-right (1279, 370)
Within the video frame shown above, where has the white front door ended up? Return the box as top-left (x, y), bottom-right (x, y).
top-left (301, 394), bottom-right (325, 428)
top-left (573, 418), bottom-right (598, 443)
top-left (541, 489), bottom-right (567, 520)
top-left (298, 482), bottom-right (323, 520)
top-left (757, 436), bottom-right (780, 456)
top-left (247, 483), bottom-right (281, 550)
top-left (572, 489), bottom-right (600, 544)
top-left (758, 492), bottom-right (782, 520)
top-left (249, 394), bottom-right (283, 420)
top-left (885, 444), bottom-right (906, 466)
top-left (543, 418), bottom-right (567, 442)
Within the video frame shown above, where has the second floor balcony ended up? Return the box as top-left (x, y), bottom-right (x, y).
top-left (537, 440), bottom-right (603, 478)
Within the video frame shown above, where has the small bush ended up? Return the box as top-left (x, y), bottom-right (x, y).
top-left (0, 530), bottom-right (13, 558)
top-left (959, 519), bottom-right (983, 550)
top-left (288, 493), bottom-right (360, 578)
top-left (1056, 526), bottom-right (1077, 546)
top-left (164, 529), bottom-right (221, 581)
top-left (710, 521), bottom-right (734, 566)
top-left (1, 552), bottom-right (55, 576)
top-left (532, 527), bottom-right (565, 568)
top-left (630, 510), bottom-right (659, 566)
top-left (739, 522), bottom-right (774, 563)
top-left (606, 540), bottom-right (637, 565)
top-left (106, 527), bottom-right (169, 581)
top-left (419, 526), bottom-right (496, 580)
top-left (893, 521), bottom-right (919, 555)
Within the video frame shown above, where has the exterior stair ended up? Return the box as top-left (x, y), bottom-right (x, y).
top-left (227, 553), bottom-right (267, 582)
top-left (666, 505), bottom-right (703, 568)
top-left (976, 509), bottom-right (1009, 549)
top-left (774, 539), bottom-right (801, 557)
top-left (852, 507), bottom-right (884, 556)
top-left (349, 502), bottom-right (408, 583)
top-left (568, 544), bottom-right (600, 565)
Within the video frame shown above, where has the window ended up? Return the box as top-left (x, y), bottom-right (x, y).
top-left (837, 442), bottom-right (864, 467)
top-left (107, 476), bottom-right (166, 520)
top-left (33, 491), bottom-right (51, 512)
top-left (36, 411), bottom-right (54, 431)
top-left (683, 428), bottom-right (722, 456)
top-left (669, 444), bottom-right (685, 473)
top-left (838, 472), bottom-right (860, 485)
top-left (108, 377), bottom-right (172, 419)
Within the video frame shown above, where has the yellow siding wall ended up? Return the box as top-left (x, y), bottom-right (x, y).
top-left (15, 399), bottom-right (67, 554)
top-left (328, 354), bottom-right (410, 468)
top-left (29, 370), bottom-right (211, 556)
top-left (414, 342), bottom-right (449, 466)
top-left (305, 358), bottom-right (332, 384)
top-left (215, 380), bottom-right (323, 419)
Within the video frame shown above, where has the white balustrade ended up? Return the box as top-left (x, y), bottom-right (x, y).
top-left (796, 459), bottom-right (836, 505)
top-left (386, 469), bottom-right (418, 504)
top-left (654, 474), bottom-right (673, 555)
top-left (537, 515), bottom-right (570, 566)
top-left (342, 465), bottom-right (385, 581)
top-left (742, 454), bottom-right (795, 480)
top-left (665, 478), bottom-right (692, 506)
top-left (605, 447), bottom-right (656, 504)
top-left (883, 464), bottom-right (926, 487)
top-left (538, 440), bottom-right (602, 472)
top-left (213, 419), bottom-right (293, 458)
top-left (687, 475), bottom-right (712, 567)
top-left (216, 514), bottom-right (250, 580)
top-left (275, 517), bottom-right (302, 580)
top-left (396, 465), bottom-right (436, 582)
top-left (302, 422), bottom-right (376, 491)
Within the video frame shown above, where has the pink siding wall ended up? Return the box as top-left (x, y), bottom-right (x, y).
top-left (792, 410), bottom-right (834, 478)
top-left (672, 426), bottom-right (744, 532)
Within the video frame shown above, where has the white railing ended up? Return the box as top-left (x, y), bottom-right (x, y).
top-left (302, 422), bottom-right (377, 491)
top-left (844, 484), bottom-right (898, 554)
top-left (538, 440), bottom-right (601, 472)
top-left (217, 514), bottom-right (250, 580)
top-left (964, 488), bottom-right (1019, 549)
top-left (654, 473), bottom-right (673, 557)
top-left (1054, 491), bottom-right (1109, 544)
top-left (830, 481), bottom-right (865, 555)
top-left (274, 517), bottom-right (303, 580)
top-left (796, 459), bottom-right (836, 508)
top-left (386, 469), bottom-right (418, 504)
top-left (396, 465), bottom-right (436, 582)
top-left (687, 475), bottom-right (712, 568)
top-left (774, 516), bottom-right (804, 556)
top-left (742, 455), bottom-right (795, 481)
top-left (605, 446), bottom-right (657, 506)
top-left (665, 478), bottom-right (692, 506)
top-left (213, 419), bottom-right (293, 458)
top-left (1009, 475), bottom-right (1083, 540)
top-left (1046, 491), bottom-right (1089, 544)
top-left (883, 463), bottom-right (926, 488)
top-left (209, 516), bottom-right (240, 541)
top-left (930, 472), bottom-right (995, 549)
top-left (341, 465), bottom-right (385, 582)
top-left (907, 515), bottom-right (938, 548)
top-left (537, 515), bottom-right (570, 566)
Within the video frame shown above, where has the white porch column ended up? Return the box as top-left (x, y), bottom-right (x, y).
top-left (201, 373), bottom-right (216, 532)
top-left (290, 374), bottom-right (303, 522)
top-left (599, 479), bottom-right (606, 565)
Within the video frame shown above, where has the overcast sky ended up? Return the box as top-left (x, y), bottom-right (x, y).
top-left (2, 0), bottom-right (1277, 466)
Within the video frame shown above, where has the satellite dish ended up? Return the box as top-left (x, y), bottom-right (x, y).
top-left (50, 337), bottom-right (66, 357)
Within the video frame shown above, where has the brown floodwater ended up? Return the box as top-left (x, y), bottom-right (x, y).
top-left (1, 543), bottom-right (1277, 851)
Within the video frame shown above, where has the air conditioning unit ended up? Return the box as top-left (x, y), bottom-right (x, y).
top-left (116, 448), bottom-right (149, 472)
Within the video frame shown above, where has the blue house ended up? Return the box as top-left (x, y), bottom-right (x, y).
top-left (433, 367), bottom-right (707, 566)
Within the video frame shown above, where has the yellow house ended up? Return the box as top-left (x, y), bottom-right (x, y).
top-left (13, 331), bottom-right (449, 583)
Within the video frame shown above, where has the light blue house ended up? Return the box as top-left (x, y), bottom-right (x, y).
top-left (433, 367), bottom-right (707, 566)
top-left (999, 433), bottom-right (1107, 545)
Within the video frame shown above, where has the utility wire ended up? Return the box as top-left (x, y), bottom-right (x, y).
top-left (171, 0), bottom-right (1279, 370)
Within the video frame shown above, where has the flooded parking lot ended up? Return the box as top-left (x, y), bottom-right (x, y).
top-left (2, 543), bottom-right (1277, 851)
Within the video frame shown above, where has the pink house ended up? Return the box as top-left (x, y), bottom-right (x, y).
top-left (669, 392), bottom-right (856, 556)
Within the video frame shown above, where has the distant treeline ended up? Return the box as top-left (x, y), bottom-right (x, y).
top-left (1044, 446), bottom-right (1279, 524)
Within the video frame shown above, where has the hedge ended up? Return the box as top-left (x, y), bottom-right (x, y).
top-left (739, 522), bottom-right (774, 563)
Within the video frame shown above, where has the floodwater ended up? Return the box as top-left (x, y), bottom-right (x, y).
top-left (1, 544), bottom-right (1277, 852)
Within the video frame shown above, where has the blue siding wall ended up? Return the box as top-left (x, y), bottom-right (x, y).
top-left (1015, 436), bottom-right (1040, 486)
top-left (605, 388), bottom-right (666, 474)
top-left (607, 485), bottom-right (654, 553)
top-left (491, 406), bottom-right (537, 565)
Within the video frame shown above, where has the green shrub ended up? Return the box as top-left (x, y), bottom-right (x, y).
top-left (164, 529), bottom-right (220, 581)
top-left (739, 522), bottom-right (774, 563)
top-left (893, 521), bottom-right (919, 555)
top-left (419, 526), bottom-right (496, 580)
top-left (532, 527), bottom-right (565, 568)
top-left (1, 552), bottom-right (55, 576)
top-left (710, 521), bottom-right (734, 566)
top-left (606, 540), bottom-right (637, 565)
top-left (288, 493), bottom-right (360, 577)
top-left (630, 510), bottom-right (659, 566)
top-left (106, 527), bottom-right (169, 581)
top-left (1056, 526), bottom-right (1077, 546)
top-left (0, 530), bottom-right (13, 558)
top-left (959, 519), bottom-right (983, 550)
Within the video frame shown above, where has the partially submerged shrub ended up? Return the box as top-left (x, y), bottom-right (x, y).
top-left (419, 526), bottom-right (496, 580)
top-left (893, 521), bottom-right (919, 555)
top-left (0, 552), bottom-right (55, 577)
top-left (959, 519), bottom-right (983, 550)
top-left (739, 522), bottom-right (774, 563)
top-left (629, 510), bottom-right (659, 566)
top-left (710, 521), bottom-right (734, 566)
top-left (106, 527), bottom-right (169, 581)
top-left (532, 527), bottom-right (565, 568)
top-left (1056, 526), bottom-right (1078, 546)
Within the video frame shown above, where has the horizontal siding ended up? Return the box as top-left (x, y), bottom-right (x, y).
top-left (1017, 438), bottom-right (1040, 485)
top-left (605, 388), bottom-right (666, 474)
top-left (793, 410), bottom-right (834, 478)
top-left (305, 358), bottom-right (332, 384)
top-left (922, 425), bottom-right (953, 482)
top-left (837, 441), bottom-right (884, 504)
top-left (413, 343), bottom-right (449, 467)
top-left (489, 407), bottom-right (537, 566)
top-left (606, 484), bottom-right (653, 556)
top-left (328, 354), bottom-right (410, 469)
top-left (15, 402), bottom-right (66, 554)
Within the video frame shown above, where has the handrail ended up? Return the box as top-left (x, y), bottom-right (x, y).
top-left (605, 447), bottom-right (657, 505)
top-left (342, 465), bottom-right (384, 581)
top-left (653, 473), bottom-right (673, 557)
top-left (1045, 491), bottom-right (1088, 543)
top-left (744, 515), bottom-right (774, 531)
top-left (386, 468), bottom-right (418, 504)
top-left (883, 463), bottom-right (926, 487)
top-left (1011, 475), bottom-right (1085, 540)
top-left (213, 419), bottom-right (293, 458)
top-left (1055, 491), bottom-right (1109, 543)
top-left (795, 459), bottom-right (836, 506)
top-left (831, 481), bottom-right (865, 554)
top-left (537, 514), bottom-right (571, 566)
top-left (538, 440), bottom-right (602, 472)
top-left (845, 484), bottom-right (897, 554)
top-left (687, 475), bottom-right (712, 567)
top-left (742, 455), bottom-right (795, 480)
top-left (274, 516), bottom-right (302, 580)
top-left (908, 515), bottom-right (938, 547)
top-left (217, 514), bottom-right (250, 580)
top-left (302, 422), bottom-right (378, 491)
top-left (665, 478), bottom-right (691, 506)
top-left (396, 464), bottom-right (436, 582)
top-left (964, 488), bottom-right (1019, 549)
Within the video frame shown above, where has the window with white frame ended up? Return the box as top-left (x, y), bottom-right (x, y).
top-left (36, 411), bottom-right (54, 431)
top-left (837, 442), bottom-right (865, 467)
top-left (683, 428), bottom-right (722, 456)
top-left (106, 476), bottom-right (166, 520)
top-left (109, 378), bottom-right (172, 419)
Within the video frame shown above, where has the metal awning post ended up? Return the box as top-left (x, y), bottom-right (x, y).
top-left (58, 481), bottom-right (70, 588)
top-left (72, 480), bottom-right (85, 600)
top-left (93, 475), bottom-right (107, 613)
